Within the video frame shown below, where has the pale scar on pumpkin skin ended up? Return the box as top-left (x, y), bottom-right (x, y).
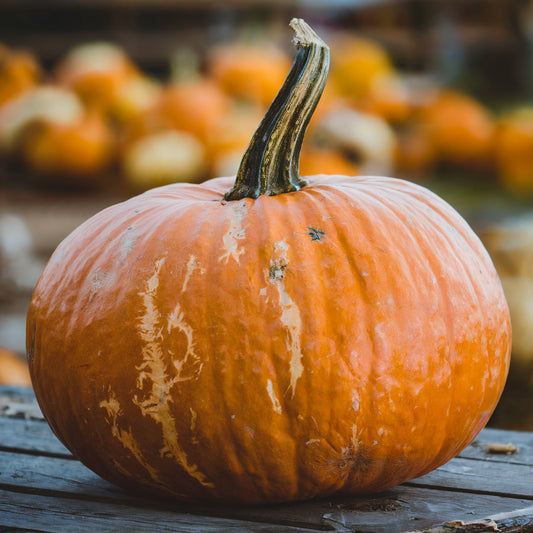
top-left (88, 268), bottom-right (111, 304)
top-left (219, 201), bottom-right (247, 264)
top-left (99, 390), bottom-right (163, 484)
top-left (100, 258), bottom-right (213, 489)
top-left (135, 257), bottom-right (213, 487)
top-left (181, 255), bottom-right (204, 293)
top-left (121, 229), bottom-right (139, 259)
top-left (266, 379), bottom-right (282, 414)
top-left (268, 240), bottom-right (304, 397)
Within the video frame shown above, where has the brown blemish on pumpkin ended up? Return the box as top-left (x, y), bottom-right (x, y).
top-left (269, 259), bottom-right (287, 281)
top-left (27, 321), bottom-right (36, 365)
top-left (190, 408), bottom-right (199, 444)
top-left (307, 227), bottom-right (326, 241)
top-left (88, 268), bottom-right (111, 303)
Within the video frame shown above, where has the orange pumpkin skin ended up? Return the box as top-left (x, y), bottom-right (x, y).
top-left (27, 174), bottom-right (510, 504)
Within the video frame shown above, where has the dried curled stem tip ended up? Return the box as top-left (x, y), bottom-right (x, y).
top-left (290, 18), bottom-right (327, 49)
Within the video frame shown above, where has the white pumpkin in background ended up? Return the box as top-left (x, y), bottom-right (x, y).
top-left (0, 86), bottom-right (84, 152)
top-left (311, 106), bottom-right (397, 175)
top-left (480, 215), bottom-right (533, 373)
top-left (55, 42), bottom-right (140, 110)
top-left (122, 130), bottom-right (206, 190)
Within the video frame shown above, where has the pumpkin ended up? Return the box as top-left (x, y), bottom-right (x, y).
top-left (479, 215), bottom-right (533, 372)
top-left (156, 77), bottom-right (231, 148)
top-left (299, 146), bottom-right (359, 177)
top-left (329, 34), bottom-right (395, 101)
top-left (0, 346), bottom-right (31, 386)
top-left (417, 89), bottom-right (495, 169)
top-left (55, 42), bottom-right (140, 111)
top-left (27, 19), bottom-right (510, 505)
top-left (0, 44), bottom-right (41, 106)
top-left (206, 41), bottom-right (291, 108)
top-left (355, 74), bottom-right (412, 124)
top-left (493, 107), bottom-right (533, 195)
top-left (0, 86), bottom-right (84, 153)
top-left (19, 110), bottom-right (115, 181)
top-left (108, 76), bottom-right (162, 130)
top-left (312, 106), bottom-right (397, 175)
top-left (394, 122), bottom-right (436, 177)
top-left (121, 130), bottom-right (206, 190)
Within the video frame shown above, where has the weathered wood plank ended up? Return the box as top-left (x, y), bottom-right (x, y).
top-left (0, 489), bottom-right (321, 533)
top-left (402, 506), bottom-right (533, 533)
top-left (460, 428), bottom-right (533, 466)
top-left (408, 456), bottom-right (533, 499)
top-left (320, 491), bottom-right (533, 533)
top-left (0, 450), bottom-right (123, 499)
top-left (0, 418), bottom-right (72, 457)
top-left (1, 448), bottom-right (533, 533)
top-left (0, 385), bottom-right (43, 421)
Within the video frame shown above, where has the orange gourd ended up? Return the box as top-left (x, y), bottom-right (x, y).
top-left (0, 347), bottom-right (31, 386)
top-left (156, 77), bottom-right (231, 147)
top-left (418, 89), bottom-right (495, 168)
top-left (207, 41), bottom-right (291, 108)
top-left (494, 107), bottom-right (533, 195)
top-left (299, 146), bottom-right (359, 176)
top-left (0, 44), bottom-right (41, 106)
top-left (20, 110), bottom-right (115, 181)
top-left (55, 42), bottom-right (140, 111)
top-left (330, 34), bottom-right (394, 100)
top-left (27, 20), bottom-right (510, 505)
top-left (394, 122), bottom-right (436, 176)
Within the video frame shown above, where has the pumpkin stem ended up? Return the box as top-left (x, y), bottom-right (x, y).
top-left (224, 18), bottom-right (330, 201)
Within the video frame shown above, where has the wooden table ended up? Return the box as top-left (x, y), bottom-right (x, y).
top-left (1, 385), bottom-right (533, 533)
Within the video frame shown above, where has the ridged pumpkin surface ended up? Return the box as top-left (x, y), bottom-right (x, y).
top-left (27, 174), bottom-right (510, 504)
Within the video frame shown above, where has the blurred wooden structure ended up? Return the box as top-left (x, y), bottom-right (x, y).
top-left (0, 0), bottom-right (531, 98)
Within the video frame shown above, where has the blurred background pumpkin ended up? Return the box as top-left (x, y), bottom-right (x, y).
top-left (0, 0), bottom-right (533, 429)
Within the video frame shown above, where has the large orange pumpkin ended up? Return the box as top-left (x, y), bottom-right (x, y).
top-left (27, 20), bottom-right (510, 505)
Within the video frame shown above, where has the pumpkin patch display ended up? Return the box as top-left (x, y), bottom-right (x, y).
top-left (27, 20), bottom-right (510, 505)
